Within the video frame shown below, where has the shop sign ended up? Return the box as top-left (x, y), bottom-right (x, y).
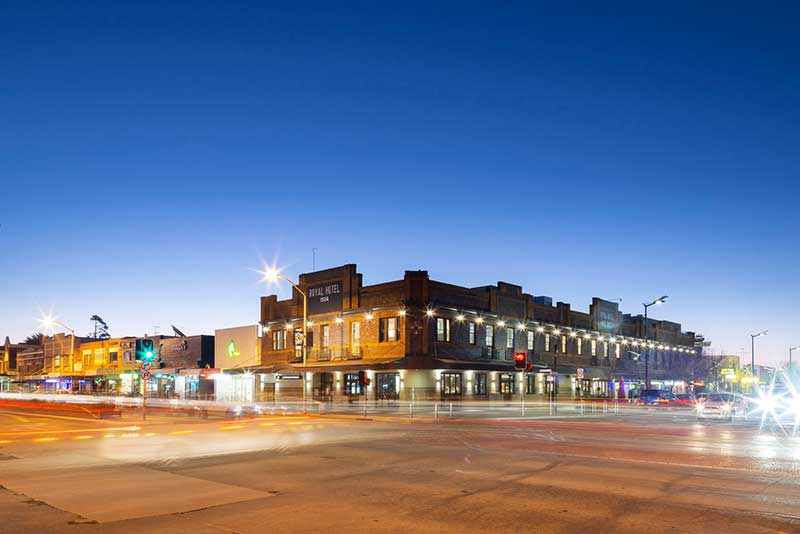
top-left (593, 300), bottom-right (620, 333)
top-left (307, 281), bottom-right (343, 314)
top-left (275, 373), bottom-right (302, 380)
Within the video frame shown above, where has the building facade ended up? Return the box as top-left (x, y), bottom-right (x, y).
top-left (260, 264), bottom-right (702, 401)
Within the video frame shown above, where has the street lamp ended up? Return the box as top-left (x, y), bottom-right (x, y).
top-left (642, 295), bottom-right (668, 389)
top-left (750, 330), bottom-right (768, 386)
top-left (261, 268), bottom-right (308, 412)
top-left (38, 314), bottom-right (75, 394)
top-left (789, 346), bottom-right (799, 366)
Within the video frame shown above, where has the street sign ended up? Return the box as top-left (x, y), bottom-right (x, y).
top-left (140, 362), bottom-right (152, 371)
top-left (141, 370), bottom-right (152, 381)
top-left (577, 368), bottom-right (584, 380)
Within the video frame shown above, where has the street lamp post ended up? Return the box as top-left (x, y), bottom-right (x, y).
top-left (789, 346), bottom-right (799, 366)
top-left (39, 315), bottom-right (75, 394)
top-left (262, 269), bottom-right (308, 412)
top-left (642, 296), bottom-right (668, 389)
top-left (750, 330), bottom-right (768, 386)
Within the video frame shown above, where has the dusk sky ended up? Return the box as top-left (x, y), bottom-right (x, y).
top-left (1, 2), bottom-right (798, 365)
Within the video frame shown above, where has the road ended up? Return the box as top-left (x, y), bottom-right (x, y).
top-left (0, 406), bottom-right (799, 533)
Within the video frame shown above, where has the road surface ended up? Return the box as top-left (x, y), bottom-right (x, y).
top-left (0, 406), bottom-right (798, 533)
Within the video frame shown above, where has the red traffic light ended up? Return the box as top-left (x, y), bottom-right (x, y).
top-left (514, 352), bottom-right (527, 370)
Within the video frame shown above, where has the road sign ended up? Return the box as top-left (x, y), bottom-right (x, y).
top-left (140, 362), bottom-right (152, 371)
top-left (577, 368), bottom-right (584, 380)
top-left (141, 370), bottom-right (152, 381)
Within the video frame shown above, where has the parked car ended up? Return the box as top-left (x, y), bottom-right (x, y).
top-left (638, 389), bottom-right (676, 405)
top-left (696, 393), bottom-right (747, 420)
top-left (673, 393), bottom-right (696, 406)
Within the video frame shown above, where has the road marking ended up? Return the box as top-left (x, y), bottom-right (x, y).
top-left (0, 439), bottom-right (15, 445)
top-left (32, 437), bottom-right (60, 443)
top-left (259, 422), bottom-right (277, 427)
top-left (218, 425), bottom-right (246, 431)
top-left (0, 425), bottom-right (141, 438)
top-left (73, 435), bottom-right (93, 440)
top-left (169, 430), bottom-right (193, 435)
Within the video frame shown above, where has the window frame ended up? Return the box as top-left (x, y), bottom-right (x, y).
top-left (436, 317), bottom-right (451, 342)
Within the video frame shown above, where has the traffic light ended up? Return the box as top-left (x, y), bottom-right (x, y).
top-left (358, 370), bottom-right (370, 387)
top-left (514, 352), bottom-right (527, 370)
top-left (136, 339), bottom-right (156, 361)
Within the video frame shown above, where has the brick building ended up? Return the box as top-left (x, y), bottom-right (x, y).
top-left (260, 264), bottom-right (701, 401)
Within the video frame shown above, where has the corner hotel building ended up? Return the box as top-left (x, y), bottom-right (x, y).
top-left (259, 264), bottom-right (700, 401)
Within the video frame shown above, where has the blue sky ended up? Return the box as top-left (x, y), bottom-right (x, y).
top-left (1, 2), bottom-right (798, 365)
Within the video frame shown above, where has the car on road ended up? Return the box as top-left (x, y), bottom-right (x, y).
top-left (696, 393), bottom-right (747, 420)
top-left (673, 393), bottom-right (696, 406)
top-left (638, 389), bottom-right (676, 405)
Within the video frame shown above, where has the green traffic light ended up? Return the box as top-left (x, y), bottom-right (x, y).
top-left (145, 351), bottom-right (153, 360)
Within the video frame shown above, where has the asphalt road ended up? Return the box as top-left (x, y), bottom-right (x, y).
top-left (0, 407), bottom-right (799, 533)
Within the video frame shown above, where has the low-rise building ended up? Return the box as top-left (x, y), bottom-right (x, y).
top-left (259, 264), bottom-right (702, 401)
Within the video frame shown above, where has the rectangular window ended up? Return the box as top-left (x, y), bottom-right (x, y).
top-left (591, 339), bottom-right (597, 356)
top-left (436, 317), bottom-right (451, 342)
top-left (527, 330), bottom-right (534, 350)
top-left (615, 343), bottom-right (621, 359)
top-left (109, 350), bottom-right (118, 363)
top-left (561, 336), bottom-right (567, 353)
top-left (379, 317), bottom-right (399, 342)
top-left (344, 373), bottom-right (362, 396)
top-left (294, 329), bottom-right (305, 353)
top-left (468, 322), bottom-right (476, 344)
top-left (506, 328), bottom-right (515, 349)
top-left (272, 330), bottom-right (286, 350)
top-left (545, 334), bottom-right (551, 352)
top-left (577, 338), bottom-right (583, 355)
top-left (321, 324), bottom-right (330, 348)
top-left (441, 373), bottom-right (462, 396)
top-left (499, 373), bottom-right (515, 395)
top-left (526, 374), bottom-right (536, 394)
top-left (83, 351), bottom-right (92, 365)
top-left (485, 325), bottom-right (494, 347)
top-left (351, 322), bottom-right (361, 356)
top-left (474, 373), bottom-right (488, 395)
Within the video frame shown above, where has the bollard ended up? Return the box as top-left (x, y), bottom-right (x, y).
top-left (449, 402), bottom-right (453, 417)
top-left (434, 403), bottom-right (439, 420)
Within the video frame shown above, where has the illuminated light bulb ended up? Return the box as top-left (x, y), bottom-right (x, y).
top-left (537, 326), bottom-right (545, 333)
top-left (517, 323), bottom-right (525, 330)
top-left (456, 314), bottom-right (465, 322)
top-left (365, 313), bottom-right (374, 321)
top-left (497, 320), bottom-right (506, 328)
top-left (426, 309), bottom-right (434, 317)
top-left (399, 310), bottom-right (406, 317)
top-left (553, 329), bottom-right (561, 335)
top-left (335, 317), bottom-right (343, 324)
top-left (569, 331), bottom-right (577, 338)
top-left (475, 317), bottom-right (484, 324)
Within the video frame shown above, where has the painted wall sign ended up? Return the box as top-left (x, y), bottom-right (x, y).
top-left (307, 281), bottom-right (343, 314)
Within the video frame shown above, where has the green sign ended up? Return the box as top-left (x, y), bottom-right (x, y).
top-left (227, 340), bottom-right (240, 358)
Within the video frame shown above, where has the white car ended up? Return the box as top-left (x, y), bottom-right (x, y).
top-left (696, 393), bottom-right (748, 420)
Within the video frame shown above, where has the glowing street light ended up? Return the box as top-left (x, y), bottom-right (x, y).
top-left (259, 267), bottom-right (308, 412)
top-left (38, 313), bottom-right (76, 393)
top-left (750, 330), bottom-right (768, 385)
top-left (642, 295), bottom-right (669, 388)
top-left (789, 346), bottom-right (800, 366)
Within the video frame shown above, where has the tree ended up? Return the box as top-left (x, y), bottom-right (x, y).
top-left (22, 332), bottom-right (43, 345)
top-left (89, 315), bottom-right (110, 339)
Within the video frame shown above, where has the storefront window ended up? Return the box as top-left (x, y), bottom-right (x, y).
top-left (441, 372), bottom-right (462, 396)
top-left (344, 373), bottom-right (362, 396)
top-left (499, 373), bottom-right (515, 395)
top-left (526, 374), bottom-right (536, 394)
top-left (474, 373), bottom-right (488, 395)
top-left (376, 373), bottom-right (400, 400)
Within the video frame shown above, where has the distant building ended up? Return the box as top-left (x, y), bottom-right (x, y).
top-left (258, 264), bottom-right (702, 401)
